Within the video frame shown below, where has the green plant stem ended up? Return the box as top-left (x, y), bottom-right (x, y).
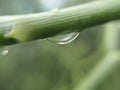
top-left (0, 0), bottom-right (120, 46)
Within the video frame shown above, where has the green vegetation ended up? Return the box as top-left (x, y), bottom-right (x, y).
top-left (0, 0), bottom-right (120, 46)
top-left (0, 0), bottom-right (120, 90)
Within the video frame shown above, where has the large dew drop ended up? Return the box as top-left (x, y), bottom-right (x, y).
top-left (47, 32), bottom-right (80, 45)
top-left (0, 47), bottom-right (9, 56)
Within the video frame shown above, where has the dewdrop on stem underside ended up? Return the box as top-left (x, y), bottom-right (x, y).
top-left (0, 47), bottom-right (9, 56)
top-left (47, 32), bottom-right (80, 45)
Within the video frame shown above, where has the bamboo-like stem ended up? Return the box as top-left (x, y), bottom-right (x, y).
top-left (0, 0), bottom-right (120, 46)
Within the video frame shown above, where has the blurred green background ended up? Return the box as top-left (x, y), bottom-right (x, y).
top-left (0, 0), bottom-right (120, 90)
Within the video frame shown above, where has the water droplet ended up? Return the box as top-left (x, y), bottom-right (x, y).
top-left (51, 9), bottom-right (60, 15)
top-left (47, 32), bottom-right (80, 45)
top-left (0, 47), bottom-right (9, 56)
top-left (0, 24), bottom-right (13, 36)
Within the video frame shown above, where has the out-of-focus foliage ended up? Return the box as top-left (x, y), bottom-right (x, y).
top-left (0, 0), bottom-right (44, 15)
top-left (0, 0), bottom-right (120, 90)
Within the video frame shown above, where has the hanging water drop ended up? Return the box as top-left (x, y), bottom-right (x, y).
top-left (0, 24), bottom-right (13, 37)
top-left (0, 47), bottom-right (9, 56)
top-left (1, 50), bottom-right (8, 56)
top-left (47, 32), bottom-right (80, 45)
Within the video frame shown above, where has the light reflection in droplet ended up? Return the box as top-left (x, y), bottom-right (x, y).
top-left (0, 47), bottom-right (9, 56)
top-left (47, 32), bottom-right (80, 45)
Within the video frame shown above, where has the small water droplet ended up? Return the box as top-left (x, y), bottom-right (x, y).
top-left (51, 9), bottom-right (60, 15)
top-left (47, 32), bottom-right (80, 45)
top-left (0, 47), bottom-right (9, 56)
top-left (0, 24), bottom-right (13, 36)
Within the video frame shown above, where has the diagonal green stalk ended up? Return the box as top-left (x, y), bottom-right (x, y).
top-left (74, 21), bottom-right (120, 90)
top-left (74, 52), bottom-right (120, 90)
top-left (0, 0), bottom-right (120, 46)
